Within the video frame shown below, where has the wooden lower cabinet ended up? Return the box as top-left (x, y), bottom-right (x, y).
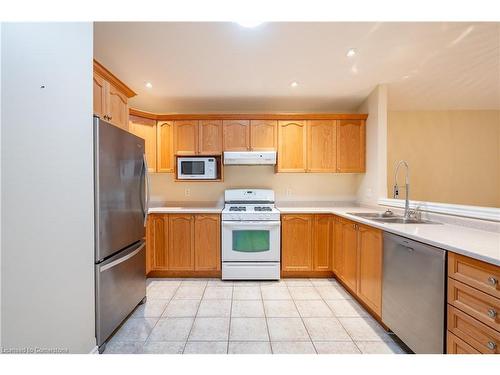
top-left (357, 225), bottom-right (383, 316)
top-left (168, 214), bottom-right (195, 271)
top-left (147, 214), bottom-right (168, 272)
top-left (331, 216), bottom-right (382, 317)
top-left (447, 331), bottom-right (481, 354)
top-left (281, 215), bottom-right (313, 272)
top-left (194, 215), bottom-right (221, 271)
top-left (146, 213), bottom-right (221, 275)
top-left (312, 215), bottom-right (332, 271)
top-left (341, 219), bottom-right (358, 292)
top-left (447, 252), bottom-right (500, 354)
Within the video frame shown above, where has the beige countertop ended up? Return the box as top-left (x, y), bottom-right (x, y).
top-left (148, 201), bottom-right (499, 266)
top-left (278, 203), bottom-right (500, 266)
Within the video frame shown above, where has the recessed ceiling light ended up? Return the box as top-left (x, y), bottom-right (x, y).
top-left (236, 21), bottom-right (263, 28)
top-left (145, 82), bottom-right (153, 89)
top-left (346, 48), bottom-right (357, 57)
top-left (290, 81), bottom-right (298, 88)
top-left (402, 75), bottom-right (410, 80)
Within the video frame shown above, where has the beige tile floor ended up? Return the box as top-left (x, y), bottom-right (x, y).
top-left (104, 278), bottom-right (408, 354)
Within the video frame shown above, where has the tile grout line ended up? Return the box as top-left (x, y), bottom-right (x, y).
top-left (313, 280), bottom-right (361, 348)
top-left (142, 281), bottom-right (182, 349)
top-left (226, 284), bottom-right (235, 354)
top-left (260, 283), bottom-right (273, 354)
top-left (285, 281), bottom-right (318, 354)
top-left (182, 279), bottom-right (207, 354)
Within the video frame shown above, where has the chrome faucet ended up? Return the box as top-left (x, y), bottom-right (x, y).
top-left (393, 160), bottom-right (411, 220)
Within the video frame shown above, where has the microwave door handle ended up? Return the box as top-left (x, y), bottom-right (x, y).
top-left (143, 154), bottom-right (151, 227)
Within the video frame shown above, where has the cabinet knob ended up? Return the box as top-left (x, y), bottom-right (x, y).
top-left (487, 341), bottom-right (497, 350)
top-left (487, 308), bottom-right (497, 318)
top-left (488, 276), bottom-right (498, 286)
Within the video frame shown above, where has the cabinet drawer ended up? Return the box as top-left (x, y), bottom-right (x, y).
top-left (448, 305), bottom-right (500, 354)
top-left (447, 331), bottom-right (481, 354)
top-left (448, 252), bottom-right (500, 299)
top-left (448, 279), bottom-right (500, 332)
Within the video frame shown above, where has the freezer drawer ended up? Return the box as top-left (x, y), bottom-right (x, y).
top-left (95, 240), bottom-right (146, 347)
top-left (382, 232), bottom-right (446, 354)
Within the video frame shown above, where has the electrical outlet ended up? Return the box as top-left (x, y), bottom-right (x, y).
top-left (185, 188), bottom-right (191, 197)
top-left (286, 188), bottom-right (292, 198)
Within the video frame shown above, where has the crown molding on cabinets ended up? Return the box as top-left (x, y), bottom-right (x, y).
top-left (378, 198), bottom-right (500, 222)
top-left (129, 108), bottom-right (368, 121)
top-left (93, 59), bottom-right (137, 98)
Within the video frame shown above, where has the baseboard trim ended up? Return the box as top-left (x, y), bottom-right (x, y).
top-left (378, 198), bottom-right (500, 222)
top-left (281, 271), bottom-right (334, 278)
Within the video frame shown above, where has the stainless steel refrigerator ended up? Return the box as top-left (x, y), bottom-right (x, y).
top-left (94, 116), bottom-right (150, 353)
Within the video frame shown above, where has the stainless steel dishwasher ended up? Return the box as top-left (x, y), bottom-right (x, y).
top-left (382, 232), bottom-right (446, 354)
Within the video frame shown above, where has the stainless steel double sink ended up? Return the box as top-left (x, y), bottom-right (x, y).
top-left (346, 212), bottom-right (442, 224)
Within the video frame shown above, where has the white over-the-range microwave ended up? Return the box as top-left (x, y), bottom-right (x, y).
top-left (177, 157), bottom-right (217, 180)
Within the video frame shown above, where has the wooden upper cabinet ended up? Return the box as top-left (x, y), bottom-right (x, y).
top-left (129, 115), bottom-right (157, 173)
top-left (199, 120), bottom-right (222, 155)
top-left (157, 121), bottom-right (174, 172)
top-left (307, 120), bottom-right (337, 172)
top-left (93, 73), bottom-right (107, 119)
top-left (281, 215), bottom-right (313, 272)
top-left (147, 214), bottom-right (169, 271)
top-left (174, 120), bottom-right (199, 155)
top-left (168, 214), bottom-right (195, 271)
top-left (277, 120), bottom-right (307, 172)
top-left (107, 83), bottom-right (129, 131)
top-left (250, 120), bottom-right (277, 150)
top-left (223, 120), bottom-right (250, 151)
top-left (357, 224), bottom-right (383, 316)
top-left (194, 214), bottom-right (221, 271)
top-left (336, 119), bottom-right (365, 172)
top-left (341, 219), bottom-right (358, 292)
top-left (312, 215), bottom-right (332, 271)
top-left (93, 60), bottom-right (136, 131)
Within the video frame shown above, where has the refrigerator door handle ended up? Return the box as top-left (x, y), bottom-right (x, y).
top-left (143, 154), bottom-right (151, 227)
top-left (99, 242), bottom-right (146, 272)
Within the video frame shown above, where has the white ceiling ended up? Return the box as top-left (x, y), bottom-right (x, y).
top-left (94, 22), bottom-right (500, 113)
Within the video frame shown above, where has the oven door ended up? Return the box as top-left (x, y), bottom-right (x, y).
top-left (222, 220), bottom-right (280, 262)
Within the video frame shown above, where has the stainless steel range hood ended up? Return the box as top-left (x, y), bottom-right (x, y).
top-left (223, 151), bottom-right (277, 165)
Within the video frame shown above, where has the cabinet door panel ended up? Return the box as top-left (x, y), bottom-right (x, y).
top-left (357, 225), bottom-right (382, 316)
top-left (223, 120), bottom-right (250, 151)
top-left (129, 115), bottom-right (157, 172)
top-left (281, 215), bottom-right (313, 271)
top-left (337, 120), bottom-right (365, 172)
top-left (174, 121), bottom-right (199, 155)
top-left (277, 121), bottom-right (307, 172)
top-left (93, 73), bottom-right (107, 119)
top-left (168, 214), bottom-right (195, 270)
top-left (307, 120), bottom-right (337, 172)
top-left (312, 215), bottom-right (332, 271)
top-left (333, 217), bottom-right (344, 277)
top-left (194, 214), bottom-right (221, 271)
top-left (199, 120), bottom-right (222, 155)
top-left (250, 120), bottom-right (277, 150)
top-left (157, 121), bottom-right (174, 172)
top-left (342, 220), bottom-right (358, 291)
top-left (108, 83), bottom-right (129, 131)
top-left (447, 331), bottom-right (480, 354)
top-left (147, 215), bottom-right (168, 271)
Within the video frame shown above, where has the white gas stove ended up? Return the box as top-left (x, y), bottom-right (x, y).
top-left (221, 189), bottom-right (281, 280)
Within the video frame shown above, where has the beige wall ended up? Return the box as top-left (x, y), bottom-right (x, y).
top-left (387, 110), bottom-right (500, 208)
top-left (151, 166), bottom-right (361, 204)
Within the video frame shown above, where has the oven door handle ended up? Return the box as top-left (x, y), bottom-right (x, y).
top-left (223, 221), bottom-right (281, 227)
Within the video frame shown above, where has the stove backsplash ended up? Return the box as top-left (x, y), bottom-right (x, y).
top-left (150, 166), bottom-right (361, 203)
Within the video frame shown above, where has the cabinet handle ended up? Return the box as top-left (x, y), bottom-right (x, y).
top-left (487, 308), bottom-right (497, 318)
top-left (487, 341), bottom-right (497, 350)
top-left (488, 276), bottom-right (498, 286)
